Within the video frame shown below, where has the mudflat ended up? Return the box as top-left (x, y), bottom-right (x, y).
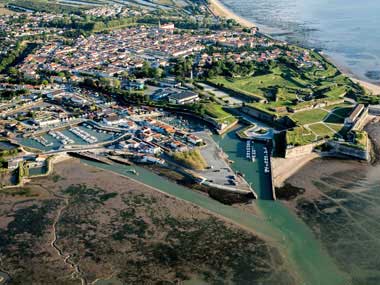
top-left (0, 158), bottom-right (295, 284)
top-left (278, 149), bottom-right (380, 285)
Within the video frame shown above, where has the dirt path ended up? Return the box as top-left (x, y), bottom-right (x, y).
top-left (38, 184), bottom-right (88, 285)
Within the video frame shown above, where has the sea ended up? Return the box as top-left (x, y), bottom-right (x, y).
top-left (219, 0), bottom-right (380, 84)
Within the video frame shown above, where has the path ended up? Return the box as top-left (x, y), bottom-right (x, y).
top-left (38, 184), bottom-right (88, 285)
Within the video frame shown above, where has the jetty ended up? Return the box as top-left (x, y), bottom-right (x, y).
top-left (67, 151), bottom-right (113, 165)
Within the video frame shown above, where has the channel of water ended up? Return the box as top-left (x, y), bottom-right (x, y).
top-left (80, 125), bottom-right (349, 285)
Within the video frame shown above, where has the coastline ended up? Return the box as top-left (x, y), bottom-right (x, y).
top-left (272, 153), bottom-right (320, 188)
top-left (323, 54), bottom-right (380, 95)
top-left (208, 0), bottom-right (255, 28)
top-left (350, 77), bottom-right (380, 95)
top-left (207, 0), bottom-right (380, 95)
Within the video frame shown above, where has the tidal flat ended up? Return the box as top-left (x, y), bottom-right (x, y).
top-left (0, 159), bottom-right (295, 284)
top-left (278, 153), bottom-right (380, 285)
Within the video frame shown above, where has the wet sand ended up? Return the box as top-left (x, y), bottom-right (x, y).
top-left (276, 121), bottom-right (380, 284)
top-left (208, 0), bottom-right (255, 28)
top-left (351, 78), bottom-right (380, 95)
top-left (272, 153), bottom-right (319, 188)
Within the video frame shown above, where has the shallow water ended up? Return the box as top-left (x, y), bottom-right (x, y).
top-left (288, 159), bottom-right (380, 284)
top-left (220, 0), bottom-right (380, 83)
top-left (83, 126), bottom-right (349, 285)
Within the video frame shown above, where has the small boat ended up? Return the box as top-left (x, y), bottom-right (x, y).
top-left (127, 169), bottom-right (138, 175)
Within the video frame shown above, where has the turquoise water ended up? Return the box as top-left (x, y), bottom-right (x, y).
top-left (220, 0), bottom-right (380, 83)
top-left (19, 126), bottom-right (116, 152)
top-left (83, 126), bottom-right (349, 285)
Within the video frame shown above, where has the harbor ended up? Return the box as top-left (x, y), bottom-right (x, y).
top-left (80, 123), bottom-right (347, 285)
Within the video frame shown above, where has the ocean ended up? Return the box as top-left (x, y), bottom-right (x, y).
top-left (219, 0), bottom-right (380, 84)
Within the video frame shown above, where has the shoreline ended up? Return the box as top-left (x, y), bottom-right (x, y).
top-left (272, 153), bottom-right (320, 188)
top-left (350, 77), bottom-right (380, 95)
top-left (273, 117), bottom-right (380, 189)
top-left (208, 0), bottom-right (255, 28)
top-left (323, 54), bottom-right (380, 95)
top-left (206, 0), bottom-right (380, 95)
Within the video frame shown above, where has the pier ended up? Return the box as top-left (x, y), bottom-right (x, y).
top-left (67, 151), bottom-right (113, 165)
top-left (246, 139), bottom-right (276, 200)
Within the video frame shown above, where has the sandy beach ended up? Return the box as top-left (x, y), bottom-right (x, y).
top-left (350, 77), bottom-right (380, 95)
top-left (272, 153), bottom-right (320, 188)
top-left (208, 0), bottom-right (255, 28)
top-left (207, 1), bottom-right (380, 96)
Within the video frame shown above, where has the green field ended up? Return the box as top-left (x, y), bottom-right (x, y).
top-left (324, 114), bottom-right (343, 124)
top-left (203, 103), bottom-right (237, 125)
top-left (324, 106), bottom-right (353, 124)
top-left (207, 47), bottom-right (360, 120)
top-left (209, 68), bottom-right (303, 100)
top-left (286, 126), bottom-right (316, 146)
top-left (325, 123), bottom-right (344, 133)
top-left (286, 105), bottom-right (350, 145)
top-left (308, 123), bottom-right (335, 138)
top-left (330, 106), bottom-right (354, 117)
top-left (290, 109), bottom-right (329, 125)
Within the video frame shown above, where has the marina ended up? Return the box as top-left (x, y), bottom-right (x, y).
top-left (69, 127), bottom-right (98, 144)
top-left (31, 136), bottom-right (53, 147)
top-left (19, 124), bottom-right (118, 151)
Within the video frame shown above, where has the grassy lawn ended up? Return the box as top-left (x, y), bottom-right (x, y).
top-left (208, 51), bottom-right (360, 120)
top-left (290, 109), bottom-right (329, 125)
top-left (330, 107), bottom-right (354, 117)
top-left (286, 126), bottom-right (316, 146)
top-left (324, 102), bottom-right (353, 110)
top-left (209, 67), bottom-right (310, 102)
top-left (324, 86), bottom-right (347, 99)
top-left (324, 107), bottom-right (354, 124)
top-left (203, 103), bottom-right (237, 125)
top-left (354, 131), bottom-right (368, 149)
top-left (325, 123), bottom-right (344, 133)
top-left (308, 123), bottom-right (335, 138)
top-left (324, 114), bottom-right (344, 124)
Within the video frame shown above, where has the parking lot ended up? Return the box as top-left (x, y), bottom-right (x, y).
top-left (195, 132), bottom-right (250, 191)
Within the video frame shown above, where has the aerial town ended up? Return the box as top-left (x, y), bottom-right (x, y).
top-left (1, 0), bottom-right (380, 284)
top-left (1, 0), bottom-right (379, 194)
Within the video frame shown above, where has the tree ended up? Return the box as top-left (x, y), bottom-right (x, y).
top-left (151, 67), bottom-right (163, 79)
top-left (8, 67), bottom-right (18, 76)
top-left (141, 61), bottom-right (152, 77)
top-left (113, 79), bottom-right (121, 89)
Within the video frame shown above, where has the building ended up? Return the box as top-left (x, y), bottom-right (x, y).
top-left (345, 104), bottom-right (365, 126)
top-left (159, 23), bottom-right (175, 31)
top-left (168, 91), bottom-right (199, 105)
top-left (103, 113), bottom-right (126, 126)
top-left (46, 90), bottom-right (65, 100)
top-left (141, 155), bottom-right (165, 165)
top-left (122, 79), bottom-right (145, 91)
top-left (187, 134), bottom-right (203, 145)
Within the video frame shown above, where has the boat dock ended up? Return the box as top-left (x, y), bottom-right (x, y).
top-left (108, 155), bottom-right (132, 166)
top-left (68, 151), bottom-right (113, 165)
